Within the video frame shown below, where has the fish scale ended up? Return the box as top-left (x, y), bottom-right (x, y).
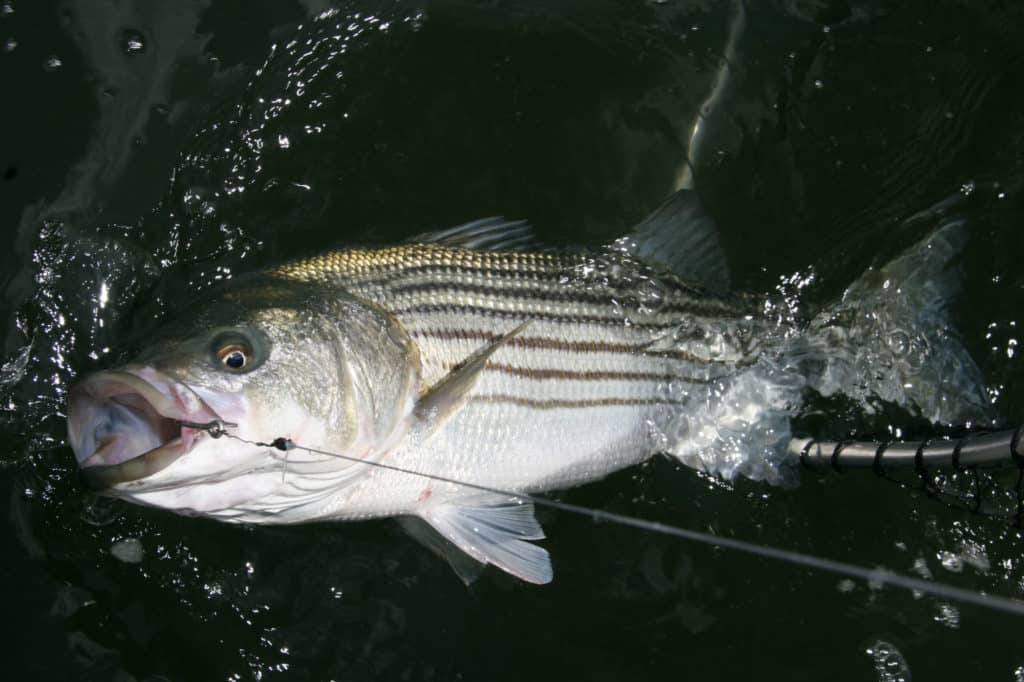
top-left (267, 243), bottom-right (762, 522)
top-left (273, 243), bottom-right (757, 379)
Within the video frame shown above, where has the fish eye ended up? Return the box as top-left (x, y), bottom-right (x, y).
top-left (218, 345), bottom-right (248, 370)
top-left (211, 331), bottom-right (262, 373)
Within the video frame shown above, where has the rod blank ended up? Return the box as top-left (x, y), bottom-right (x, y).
top-left (788, 427), bottom-right (1024, 473)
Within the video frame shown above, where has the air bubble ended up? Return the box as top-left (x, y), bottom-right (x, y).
top-left (111, 538), bottom-right (144, 563)
top-left (0, 345), bottom-right (30, 385)
top-left (865, 640), bottom-right (911, 682)
top-left (636, 277), bottom-right (666, 312)
top-left (887, 330), bottom-right (910, 356)
top-left (905, 340), bottom-right (927, 370)
top-left (958, 540), bottom-right (990, 572)
top-left (120, 28), bottom-right (146, 55)
top-left (933, 603), bottom-right (960, 628)
top-left (938, 550), bottom-right (963, 573)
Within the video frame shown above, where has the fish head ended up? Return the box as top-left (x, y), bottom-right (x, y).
top-left (67, 275), bottom-right (421, 520)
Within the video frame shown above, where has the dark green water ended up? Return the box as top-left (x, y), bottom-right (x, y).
top-left (3, 1), bottom-right (1024, 679)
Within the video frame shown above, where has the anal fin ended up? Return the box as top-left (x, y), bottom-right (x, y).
top-left (397, 516), bottom-right (486, 585)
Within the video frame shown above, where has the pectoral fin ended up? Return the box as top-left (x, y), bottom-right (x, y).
top-left (413, 321), bottom-right (531, 435)
top-left (418, 494), bottom-right (552, 584)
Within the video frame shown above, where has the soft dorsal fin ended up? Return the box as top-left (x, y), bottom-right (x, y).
top-left (412, 321), bottom-right (531, 438)
top-left (619, 189), bottom-right (730, 293)
top-left (409, 217), bottom-right (540, 251)
top-left (417, 494), bottom-right (552, 584)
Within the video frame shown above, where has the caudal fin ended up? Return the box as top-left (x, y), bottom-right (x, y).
top-left (796, 209), bottom-right (990, 426)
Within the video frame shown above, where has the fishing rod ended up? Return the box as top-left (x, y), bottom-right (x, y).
top-left (789, 426), bottom-right (1024, 474)
top-left (791, 427), bottom-right (1024, 524)
top-left (178, 418), bottom-right (1024, 618)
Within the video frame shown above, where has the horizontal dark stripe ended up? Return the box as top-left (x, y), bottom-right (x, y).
top-left (471, 394), bottom-right (684, 410)
top-left (385, 280), bottom-right (734, 319)
top-left (394, 303), bottom-right (681, 332)
top-left (446, 361), bottom-right (713, 385)
top-left (410, 328), bottom-right (731, 366)
top-left (338, 246), bottom-right (715, 299)
top-left (482, 363), bottom-right (677, 382)
top-left (281, 245), bottom-right (717, 309)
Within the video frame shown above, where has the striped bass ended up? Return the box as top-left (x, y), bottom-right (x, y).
top-left (66, 192), bottom-right (989, 583)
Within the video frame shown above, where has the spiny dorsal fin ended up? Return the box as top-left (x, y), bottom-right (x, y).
top-left (413, 321), bottom-right (531, 437)
top-left (418, 494), bottom-right (552, 584)
top-left (409, 217), bottom-right (540, 251)
top-left (618, 189), bottom-right (730, 293)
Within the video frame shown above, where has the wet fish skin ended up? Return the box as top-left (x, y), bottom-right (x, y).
top-left (272, 243), bottom-right (763, 508)
top-left (271, 241), bottom-right (766, 582)
top-left (67, 218), bottom-right (771, 583)
top-left (67, 201), bottom-right (986, 583)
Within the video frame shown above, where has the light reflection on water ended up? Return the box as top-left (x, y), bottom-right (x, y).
top-left (3, 1), bottom-right (1024, 680)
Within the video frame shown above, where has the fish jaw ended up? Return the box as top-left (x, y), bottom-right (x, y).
top-left (67, 367), bottom-right (242, 488)
top-left (67, 366), bottom-right (392, 519)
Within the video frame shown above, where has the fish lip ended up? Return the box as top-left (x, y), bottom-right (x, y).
top-left (68, 368), bottom-right (223, 489)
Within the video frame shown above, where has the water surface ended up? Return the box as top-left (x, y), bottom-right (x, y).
top-left (3, 1), bottom-right (1024, 679)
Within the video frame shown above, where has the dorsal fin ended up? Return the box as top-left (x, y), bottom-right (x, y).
top-left (409, 217), bottom-right (540, 251)
top-left (618, 189), bottom-right (730, 293)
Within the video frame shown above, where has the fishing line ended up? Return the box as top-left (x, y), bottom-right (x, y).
top-left (184, 419), bottom-right (1024, 617)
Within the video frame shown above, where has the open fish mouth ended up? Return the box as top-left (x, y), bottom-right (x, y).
top-left (68, 369), bottom-right (222, 489)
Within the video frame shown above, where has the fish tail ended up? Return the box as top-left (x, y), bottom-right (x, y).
top-left (794, 203), bottom-right (991, 426)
